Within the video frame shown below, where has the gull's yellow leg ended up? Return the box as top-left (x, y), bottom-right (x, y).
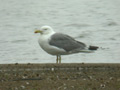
top-left (58, 55), bottom-right (61, 64)
top-left (56, 55), bottom-right (59, 64)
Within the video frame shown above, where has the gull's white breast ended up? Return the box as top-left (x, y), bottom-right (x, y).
top-left (38, 33), bottom-right (66, 55)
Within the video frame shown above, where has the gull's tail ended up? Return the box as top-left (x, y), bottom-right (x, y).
top-left (69, 45), bottom-right (99, 53)
top-left (78, 46), bottom-right (99, 53)
top-left (88, 46), bottom-right (99, 50)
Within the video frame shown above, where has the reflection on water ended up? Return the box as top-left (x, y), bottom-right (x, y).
top-left (0, 0), bottom-right (120, 63)
top-left (11, 40), bottom-right (27, 43)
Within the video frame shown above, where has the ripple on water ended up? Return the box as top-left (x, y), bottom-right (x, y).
top-left (64, 23), bottom-right (91, 28)
top-left (11, 39), bottom-right (27, 43)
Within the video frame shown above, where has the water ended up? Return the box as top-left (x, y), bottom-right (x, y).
top-left (0, 0), bottom-right (120, 64)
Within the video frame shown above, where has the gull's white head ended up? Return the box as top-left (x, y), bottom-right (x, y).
top-left (35, 26), bottom-right (55, 35)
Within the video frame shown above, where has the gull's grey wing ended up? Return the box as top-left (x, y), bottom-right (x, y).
top-left (49, 33), bottom-right (86, 52)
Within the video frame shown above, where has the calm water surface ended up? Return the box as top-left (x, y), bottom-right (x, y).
top-left (0, 0), bottom-right (120, 63)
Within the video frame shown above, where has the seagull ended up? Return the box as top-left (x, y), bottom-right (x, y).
top-left (34, 26), bottom-right (98, 64)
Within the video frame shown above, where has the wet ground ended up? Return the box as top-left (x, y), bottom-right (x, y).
top-left (0, 63), bottom-right (120, 90)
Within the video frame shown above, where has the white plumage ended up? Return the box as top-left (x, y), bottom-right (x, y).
top-left (34, 25), bottom-right (98, 63)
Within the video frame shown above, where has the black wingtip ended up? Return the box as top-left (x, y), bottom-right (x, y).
top-left (89, 46), bottom-right (99, 50)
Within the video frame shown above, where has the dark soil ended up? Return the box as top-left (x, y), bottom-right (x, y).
top-left (0, 63), bottom-right (120, 90)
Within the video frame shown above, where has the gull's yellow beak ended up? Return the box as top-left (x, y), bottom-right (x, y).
top-left (34, 30), bottom-right (42, 34)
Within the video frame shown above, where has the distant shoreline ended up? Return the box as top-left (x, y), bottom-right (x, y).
top-left (0, 63), bottom-right (120, 70)
top-left (0, 63), bottom-right (120, 65)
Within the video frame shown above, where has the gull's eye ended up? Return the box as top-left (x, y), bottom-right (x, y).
top-left (44, 28), bottom-right (48, 30)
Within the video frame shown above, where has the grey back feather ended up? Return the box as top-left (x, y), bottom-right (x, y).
top-left (49, 33), bottom-right (86, 52)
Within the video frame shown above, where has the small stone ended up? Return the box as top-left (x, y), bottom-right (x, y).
top-left (100, 84), bottom-right (105, 88)
top-left (26, 82), bottom-right (30, 85)
top-left (21, 85), bottom-right (25, 89)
